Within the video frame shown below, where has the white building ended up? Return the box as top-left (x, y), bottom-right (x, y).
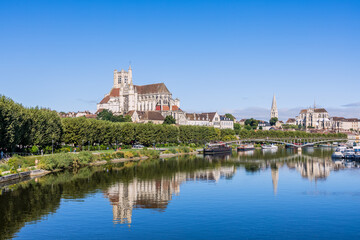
top-left (331, 117), bottom-right (360, 132)
top-left (126, 110), bottom-right (165, 124)
top-left (219, 115), bottom-right (234, 129)
top-left (184, 112), bottom-right (233, 129)
top-left (295, 106), bottom-right (331, 129)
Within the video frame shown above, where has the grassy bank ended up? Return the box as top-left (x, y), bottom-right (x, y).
top-left (0, 147), bottom-right (195, 175)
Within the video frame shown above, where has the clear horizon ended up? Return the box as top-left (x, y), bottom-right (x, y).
top-left (1, 0), bottom-right (359, 121)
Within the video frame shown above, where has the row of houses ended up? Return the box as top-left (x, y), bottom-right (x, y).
top-left (125, 111), bottom-right (234, 129)
top-left (59, 111), bottom-right (96, 119)
top-left (60, 110), bottom-right (234, 129)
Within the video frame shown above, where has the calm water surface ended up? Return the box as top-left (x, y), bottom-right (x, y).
top-left (1, 148), bottom-right (360, 239)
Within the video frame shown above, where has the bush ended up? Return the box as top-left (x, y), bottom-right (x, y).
top-left (132, 151), bottom-right (140, 157)
top-left (75, 151), bottom-right (94, 165)
top-left (100, 153), bottom-right (112, 161)
top-left (59, 147), bottom-right (71, 153)
top-left (0, 163), bottom-right (10, 172)
top-left (113, 151), bottom-right (125, 159)
top-left (124, 151), bottom-right (134, 158)
top-left (38, 153), bottom-right (74, 170)
top-left (140, 149), bottom-right (160, 158)
top-left (31, 146), bottom-right (39, 154)
top-left (100, 144), bottom-right (108, 150)
top-left (8, 155), bottom-right (24, 170)
top-left (45, 146), bottom-right (52, 154)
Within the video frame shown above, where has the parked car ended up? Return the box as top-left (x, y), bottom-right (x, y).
top-left (132, 144), bottom-right (145, 149)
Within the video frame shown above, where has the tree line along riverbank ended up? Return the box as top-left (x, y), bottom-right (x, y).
top-left (0, 95), bottom-right (347, 155)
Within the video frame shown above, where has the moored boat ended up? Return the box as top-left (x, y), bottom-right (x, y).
top-left (344, 149), bottom-right (355, 159)
top-left (332, 151), bottom-right (343, 159)
top-left (319, 144), bottom-right (332, 148)
top-left (237, 144), bottom-right (255, 151)
top-left (261, 144), bottom-right (278, 150)
top-left (203, 144), bottom-right (232, 155)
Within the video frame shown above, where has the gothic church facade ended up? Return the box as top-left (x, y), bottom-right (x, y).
top-left (97, 66), bottom-right (180, 114)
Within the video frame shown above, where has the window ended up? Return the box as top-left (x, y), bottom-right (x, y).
top-left (118, 77), bottom-right (121, 84)
top-left (125, 77), bottom-right (128, 83)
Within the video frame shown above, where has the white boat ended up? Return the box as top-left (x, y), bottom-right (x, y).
top-left (261, 144), bottom-right (278, 150)
top-left (353, 146), bottom-right (360, 153)
top-left (344, 149), bottom-right (355, 159)
top-left (336, 146), bottom-right (347, 153)
top-left (332, 151), bottom-right (344, 159)
top-left (319, 144), bottom-right (332, 148)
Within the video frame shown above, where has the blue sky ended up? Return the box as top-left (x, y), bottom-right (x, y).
top-left (1, 0), bottom-right (359, 120)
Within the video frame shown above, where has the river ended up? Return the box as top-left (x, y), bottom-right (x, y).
top-left (1, 148), bottom-right (360, 239)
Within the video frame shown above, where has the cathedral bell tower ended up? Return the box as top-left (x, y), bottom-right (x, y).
top-left (113, 65), bottom-right (133, 89)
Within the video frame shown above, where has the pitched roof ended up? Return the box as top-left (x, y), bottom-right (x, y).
top-left (331, 117), bottom-right (345, 121)
top-left (342, 118), bottom-right (360, 122)
top-left (134, 83), bottom-right (170, 94)
top-left (286, 118), bottom-right (296, 123)
top-left (186, 112), bottom-right (216, 121)
top-left (137, 111), bottom-right (165, 121)
top-left (201, 112), bottom-right (217, 120)
top-left (99, 95), bottom-right (110, 104)
top-left (109, 88), bottom-right (120, 97)
top-left (95, 108), bottom-right (104, 114)
top-left (314, 108), bottom-right (328, 113)
top-left (125, 110), bottom-right (135, 117)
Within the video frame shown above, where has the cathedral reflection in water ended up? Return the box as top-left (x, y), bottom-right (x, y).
top-left (103, 152), bottom-right (352, 225)
top-left (103, 166), bottom-right (236, 225)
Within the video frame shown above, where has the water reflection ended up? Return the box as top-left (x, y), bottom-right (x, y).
top-left (103, 166), bottom-right (236, 225)
top-left (1, 149), bottom-right (360, 238)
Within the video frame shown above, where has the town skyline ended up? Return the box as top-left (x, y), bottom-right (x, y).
top-left (1, 0), bottom-right (360, 120)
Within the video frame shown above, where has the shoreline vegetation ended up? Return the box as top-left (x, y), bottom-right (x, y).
top-left (0, 147), bottom-right (198, 184)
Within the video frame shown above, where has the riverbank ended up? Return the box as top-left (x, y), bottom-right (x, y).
top-left (0, 147), bottom-right (198, 186)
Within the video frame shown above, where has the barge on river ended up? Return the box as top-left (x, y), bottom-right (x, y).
top-left (203, 143), bottom-right (233, 155)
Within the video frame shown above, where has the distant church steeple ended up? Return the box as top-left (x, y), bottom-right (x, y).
top-left (271, 95), bottom-right (278, 119)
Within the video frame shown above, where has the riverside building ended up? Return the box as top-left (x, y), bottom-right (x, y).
top-left (295, 105), bottom-right (331, 130)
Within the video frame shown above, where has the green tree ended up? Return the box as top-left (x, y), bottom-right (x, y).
top-left (97, 109), bottom-right (132, 122)
top-left (270, 117), bottom-right (278, 126)
top-left (233, 123), bottom-right (241, 135)
top-left (28, 107), bottom-right (62, 148)
top-left (225, 113), bottom-right (235, 121)
top-left (96, 109), bottom-right (113, 121)
top-left (244, 118), bottom-right (259, 130)
top-left (163, 115), bottom-right (176, 125)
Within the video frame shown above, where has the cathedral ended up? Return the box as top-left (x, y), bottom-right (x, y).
top-left (97, 66), bottom-right (181, 114)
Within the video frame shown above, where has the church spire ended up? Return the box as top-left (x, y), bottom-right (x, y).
top-left (271, 95), bottom-right (278, 119)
